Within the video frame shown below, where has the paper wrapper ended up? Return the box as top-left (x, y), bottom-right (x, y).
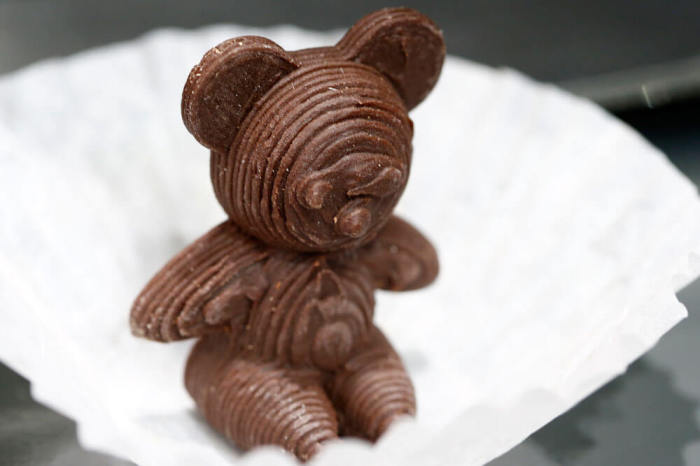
top-left (1, 24), bottom-right (700, 466)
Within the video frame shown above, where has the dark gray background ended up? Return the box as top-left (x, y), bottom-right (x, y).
top-left (1, 1), bottom-right (699, 465)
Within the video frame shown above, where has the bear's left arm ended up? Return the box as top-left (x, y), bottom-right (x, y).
top-left (357, 216), bottom-right (438, 291)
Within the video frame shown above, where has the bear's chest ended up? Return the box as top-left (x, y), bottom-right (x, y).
top-left (241, 254), bottom-right (375, 369)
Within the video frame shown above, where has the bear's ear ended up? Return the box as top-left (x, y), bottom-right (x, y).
top-left (182, 36), bottom-right (298, 153)
top-left (337, 8), bottom-right (445, 110)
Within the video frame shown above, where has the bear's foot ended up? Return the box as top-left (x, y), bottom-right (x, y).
top-left (330, 327), bottom-right (416, 440)
top-left (186, 334), bottom-right (338, 461)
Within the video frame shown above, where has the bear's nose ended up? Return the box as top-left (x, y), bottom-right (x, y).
top-left (335, 201), bottom-right (372, 238)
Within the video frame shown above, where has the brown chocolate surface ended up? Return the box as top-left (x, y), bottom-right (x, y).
top-left (131, 7), bottom-right (443, 461)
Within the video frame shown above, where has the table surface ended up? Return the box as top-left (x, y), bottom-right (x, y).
top-left (1, 1), bottom-right (699, 465)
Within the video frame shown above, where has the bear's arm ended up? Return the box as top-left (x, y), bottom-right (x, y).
top-left (357, 216), bottom-right (438, 291)
top-left (130, 221), bottom-right (269, 342)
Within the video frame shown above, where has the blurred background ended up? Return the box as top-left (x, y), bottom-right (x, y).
top-left (1, 1), bottom-right (699, 465)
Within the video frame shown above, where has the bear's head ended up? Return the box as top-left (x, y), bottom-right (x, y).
top-left (182, 8), bottom-right (445, 252)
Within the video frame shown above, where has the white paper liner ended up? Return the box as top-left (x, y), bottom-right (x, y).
top-left (1, 24), bottom-right (700, 466)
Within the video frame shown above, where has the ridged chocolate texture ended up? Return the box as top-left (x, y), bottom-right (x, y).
top-left (132, 7), bottom-right (444, 462)
top-left (185, 334), bottom-right (338, 460)
top-left (131, 217), bottom-right (438, 348)
top-left (212, 62), bottom-right (413, 251)
top-left (130, 222), bottom-right (269, 341)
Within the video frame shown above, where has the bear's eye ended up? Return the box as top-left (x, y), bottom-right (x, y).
top-left (300, 179), bottom-right (332, 210)
top-left (346, 167), bottom-right (403, 198)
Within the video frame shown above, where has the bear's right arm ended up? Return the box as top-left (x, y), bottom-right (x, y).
top-left (357, 216), bottom-right (439, 291)
top-left (130, 221), bottom-right (269, 342)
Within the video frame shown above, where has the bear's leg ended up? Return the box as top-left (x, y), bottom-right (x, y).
top-left (185, 334), bottom-right (338, 461)
top-left (329, 327), bottom-right (416, 440)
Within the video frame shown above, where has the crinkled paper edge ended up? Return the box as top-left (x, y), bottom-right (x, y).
top-left (1, 25), bottom-right (699, 466)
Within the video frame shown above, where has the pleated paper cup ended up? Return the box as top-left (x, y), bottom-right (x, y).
top-left (1, 25), bottom-right (699, 466)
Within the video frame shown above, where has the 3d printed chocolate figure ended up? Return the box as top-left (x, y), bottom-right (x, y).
top-left (130, 8), bottom-right (444, 461)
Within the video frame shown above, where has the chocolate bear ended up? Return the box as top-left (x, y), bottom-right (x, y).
top-left (130, 7), bottom-right (444, 461)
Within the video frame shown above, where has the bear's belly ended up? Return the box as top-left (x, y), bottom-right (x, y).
top-left (242, 257), bottom-right (374, 369)
top-left (298, 294), bottom-right (368, 370)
